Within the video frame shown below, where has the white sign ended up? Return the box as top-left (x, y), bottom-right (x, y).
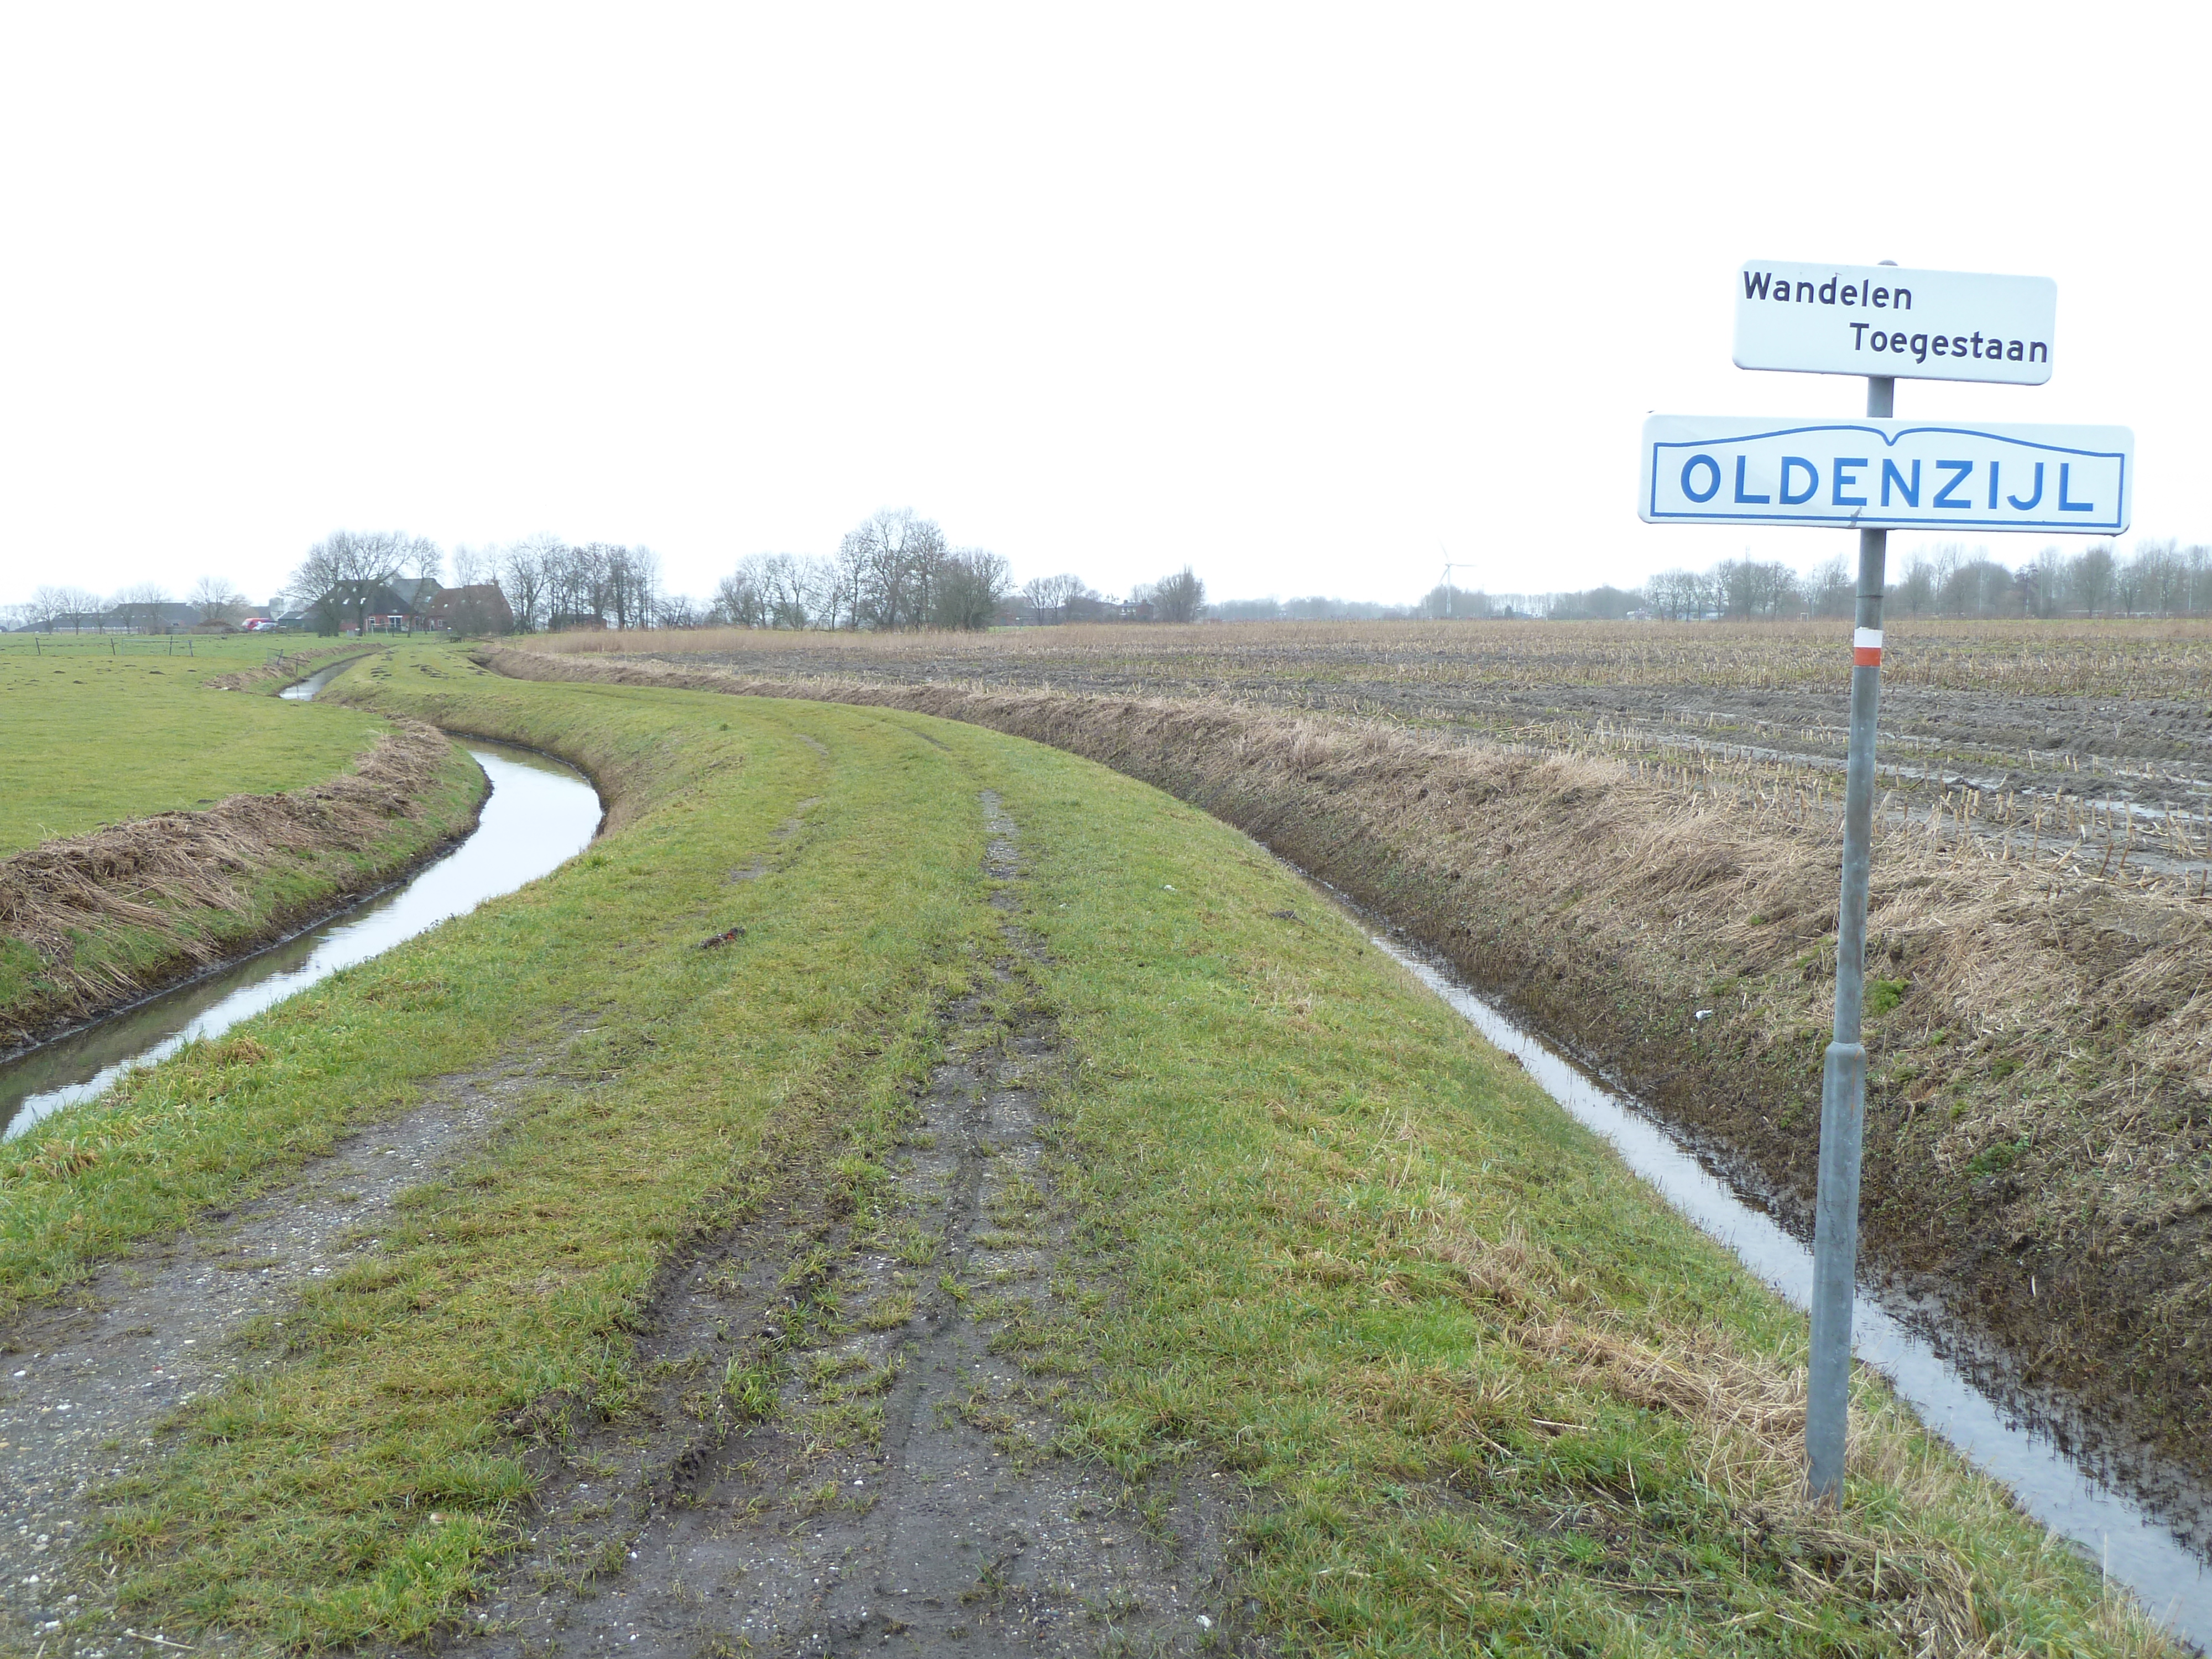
top-left (1734, 260), bottom-right (2057, 385)
top-left (1639, 416), bottom-right (2131, 534)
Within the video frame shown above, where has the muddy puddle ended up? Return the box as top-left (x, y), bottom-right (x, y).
top-left (1367, 933), bottom-right (2211, 1645)
top-left (0, 740), bottom-right (601, 1139)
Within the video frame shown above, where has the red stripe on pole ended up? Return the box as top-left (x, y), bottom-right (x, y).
top-left (1853, 645), bottom-right (1882, 667)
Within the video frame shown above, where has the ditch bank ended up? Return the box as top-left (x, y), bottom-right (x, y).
top-left (0, 718), bottom-right (487, 1052)
top-left (482, 644), bottom-right (2212, 1490)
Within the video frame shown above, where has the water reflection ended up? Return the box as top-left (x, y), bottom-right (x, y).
top-left (1375, 937), bottom-right (2210, 1646)
top-left (2, 743), bottom-right (599, 1138)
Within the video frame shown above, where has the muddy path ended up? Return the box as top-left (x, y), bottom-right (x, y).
top-left (0, 1043), bottom-right (582, 1650)
top-left (439, 793), bottom-right (1238, 1659)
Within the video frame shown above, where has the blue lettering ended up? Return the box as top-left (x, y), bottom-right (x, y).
top-left (1833, 457), bottom-right (1868, 508)
top-left (1681, 454), bottom-right (1721, 503)
top-left (1780, 457), bottom-right (1819, 505)
top-left (2006, 463), bottom-right (2044, 512)
top-left (1881, 459), bottom-right (1921, 507)
top-left (2059, 464), bottom-right (2095, 514)
top-left (1743, 270), bottom-right (1773, 300)
top-left (1933, 461), bottom-right (1974, 508)
top-left (1733, 456), bottom-right (1769, 504)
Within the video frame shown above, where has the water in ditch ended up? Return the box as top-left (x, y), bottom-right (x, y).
top-left (276, 658), bottom-right (365, 701)
top-left (1371, 935), bottom-right (2210, 1645)
top-left (1, 740), bottom-right (601, 1139)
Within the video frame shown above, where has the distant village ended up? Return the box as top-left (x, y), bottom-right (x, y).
top-left (8, 577), bottom-right (513, 637)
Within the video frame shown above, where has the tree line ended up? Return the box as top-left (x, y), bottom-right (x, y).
top-left (709, 510), bottom-right (1205, 632)
top-left (1423, 540), bottom-right (2212, 625)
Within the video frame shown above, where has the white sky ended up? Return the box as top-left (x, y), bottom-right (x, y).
top-left (3, 2), bottom-right (2206, 611)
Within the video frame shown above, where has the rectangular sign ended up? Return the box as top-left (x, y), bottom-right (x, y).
top-left (1734, 260), bottom-right (2057, 385)
top-left (1639, 416), bottom-right (2131, 533)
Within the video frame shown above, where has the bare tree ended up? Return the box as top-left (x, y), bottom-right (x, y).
top-left (1807, 556), bottom-right (1854, 619)
top-left (28, 585), bottom-right (80, 632)
top-left (1151, 566), bottom-right (1206, 624)
top-left (450, 545), bottom-right (489, 588)
top-left (500, 535), bottom-right (560, 633)
top-left (289, 530), bottom-right (413, 635)
top-left (839, 509), bottom-right (949, 630)
top-left (930, 550), bottom-right (1013, 631)
top-left (111, 582), bottom-right (172, 633)
top-left (1020, 572), bottom-right (1092, 626)
top-left (187, 575), bottom-right (246, 625)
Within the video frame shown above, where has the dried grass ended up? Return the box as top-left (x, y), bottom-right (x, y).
top-left (1, 719), bottom-right (458, 1045)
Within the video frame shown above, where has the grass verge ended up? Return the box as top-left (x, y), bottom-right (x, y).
top-left (2, 648), bottom-right (2174, 1653)
top-left (0, 637), bottom-right (392, 852)
top-left (1, 688), bottom-right (484, 1048)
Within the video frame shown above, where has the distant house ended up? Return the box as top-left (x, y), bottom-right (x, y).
top-left (422, 583), bottom-right (514, 635)
top-left (305, 579), bottom-right (442, 634)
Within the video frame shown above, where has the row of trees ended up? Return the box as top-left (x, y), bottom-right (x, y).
top-left (709, 511), bottom-right (1010, 632)
top-left (1419, 540), bottom-right (2212, 625)
top-left (7, 576), bottom-right (254, 632)
top-left (706, 512), bottom-right (1205, 632)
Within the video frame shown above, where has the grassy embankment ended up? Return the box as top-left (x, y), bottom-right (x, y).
top-left (0, 637), bottom-right (383, 851)
top-left (0, 645), bottom-right (2169, 1652)
top-left (491, 639), bottom-right (2212, 1488)
top-left (0, 641), bottom-right (482, 1047)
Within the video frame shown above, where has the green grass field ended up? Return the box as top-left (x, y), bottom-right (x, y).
top-left (0, 643), bottom-right (2172, 1654)
top-left (0, 637), bottom-right (387, 853)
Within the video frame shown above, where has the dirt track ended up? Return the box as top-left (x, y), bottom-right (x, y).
top-left (0, 1049), bottom-right (556, 1650)
top-left (5, 796), bottom-right (1238, 1658)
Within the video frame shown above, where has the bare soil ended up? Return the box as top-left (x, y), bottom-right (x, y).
top-left (0, 1045), bottom-right (568, 1651)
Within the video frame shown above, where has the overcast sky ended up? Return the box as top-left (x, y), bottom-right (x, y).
top-left (3, 3), bottom-right (2205, 611)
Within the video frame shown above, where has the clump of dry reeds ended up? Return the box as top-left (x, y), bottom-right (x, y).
top-left (0, 719), bottom-right (460, 1047)
top-left (479, 643), bottom-right (2212, 1482)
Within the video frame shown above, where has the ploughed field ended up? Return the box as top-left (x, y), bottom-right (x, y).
top-left (0, 645), bottom-right (2177, 1655)
top-left (518, 619), bottom-right (2212, 1519)
top-left (548, 618), bottom-right (2212, 897)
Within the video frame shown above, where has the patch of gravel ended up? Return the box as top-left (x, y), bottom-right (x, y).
top-left (459, 793), bottom-right (1244, 1658)
top-left (0, 1051), bottom-right (568, 1651)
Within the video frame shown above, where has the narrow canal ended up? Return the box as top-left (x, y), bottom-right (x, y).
top-left (1, 738), bottom-right (601, 1138)
top-left (1374, 933), bottom-right (2210, 1646)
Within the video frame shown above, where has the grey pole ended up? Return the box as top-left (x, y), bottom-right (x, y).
top-left (1806, 369), bottom-right (1892, 1501)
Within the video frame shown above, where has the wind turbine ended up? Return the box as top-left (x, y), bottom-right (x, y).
top-left (1438, 546), bottom-right (1477, 618)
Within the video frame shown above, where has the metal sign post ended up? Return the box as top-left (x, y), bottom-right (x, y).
top-left (1806, 368), bottom-right (1890, 1501)
top-left (1639, 257), bottom-right (2127, 1505)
